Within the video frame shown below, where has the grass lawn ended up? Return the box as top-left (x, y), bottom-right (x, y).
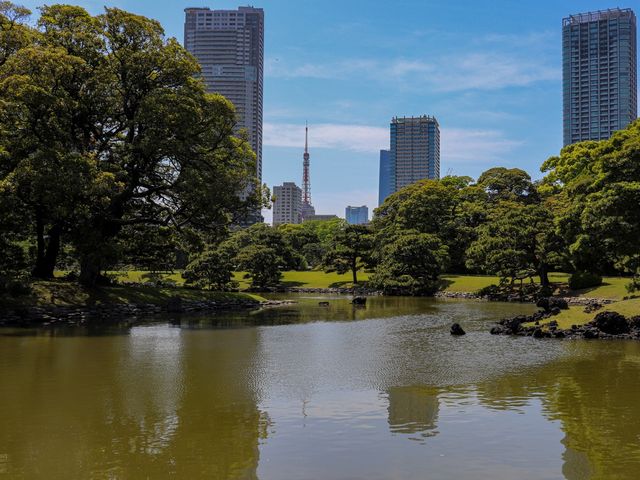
top-left (1, 280), bottom-right (264, 309)
top-left (526, 297), bottom-right (640, 330)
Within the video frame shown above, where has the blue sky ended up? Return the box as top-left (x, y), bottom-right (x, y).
top-left (19, 0), bottom-right (640, 221)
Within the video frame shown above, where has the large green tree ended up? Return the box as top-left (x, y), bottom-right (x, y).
top-left (0, 4), bottom-right (265, 285)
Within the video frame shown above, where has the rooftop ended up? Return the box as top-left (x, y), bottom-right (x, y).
top-left (563, 8), bottom-right (635, 27)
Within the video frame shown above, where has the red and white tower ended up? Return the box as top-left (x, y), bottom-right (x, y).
top-left (301, 122), bottom-right (316, 220)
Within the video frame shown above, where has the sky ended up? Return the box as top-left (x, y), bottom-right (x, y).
top-left (18, 0), bottom-right (640, 222)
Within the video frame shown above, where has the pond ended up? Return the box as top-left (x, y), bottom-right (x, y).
top-left (1, 295), bottom-right (639, 479)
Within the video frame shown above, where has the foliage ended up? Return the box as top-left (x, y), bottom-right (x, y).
top-left (236, 244), bottom-right (282, 290)
top-left (369, 232), bottom-right (449, 296)
top-left (182, 248), bottom-right (237, 291)
top-left (568, 271), bottom-right (603, 291)
top-left (466, 201), bottom-right (564, 286)
top-left (0, 3), bottom-right (266, 286)
top-left (322, 224), bottom-right (373, 284)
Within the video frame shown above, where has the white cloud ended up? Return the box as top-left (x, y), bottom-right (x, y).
top-left (264, 122), bottom-right (520, 163)
top-left (441, 128), bottom-right (522, 162)
top-left (264, 122), bottom-right (388, 153)
top-left (266, 37), bottom-right (560, 92)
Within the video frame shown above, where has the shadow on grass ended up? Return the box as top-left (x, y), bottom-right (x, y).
top-left (279, 281), bottom-right (305, 288)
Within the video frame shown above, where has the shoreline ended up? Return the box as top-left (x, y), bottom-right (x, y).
top-left (0, 297), bottom-right (294, 328)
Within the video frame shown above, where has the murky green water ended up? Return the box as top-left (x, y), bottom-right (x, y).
top-left (1, 295), bottom-right (639, 479)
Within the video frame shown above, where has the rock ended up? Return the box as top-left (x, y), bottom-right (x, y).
top-left (536, 297), bottom-right (569, 312)
top-left (593, 311), bottom-right (630, 335)
top-left (583, 328), bottom-right (599, 339)
top-left (490, 326), bottom-right (504, 335)
top-left (318, 301), bottom-right (330, 307)
top-left (629, 316), bottom-right (640, 330)
top-left (166, 296), bottom-right (184, 313)
top-left (351, 296), bottom-right (367, 306)
top-left (533, 328), bottom-right (544, 338)
top-left (450, 323), bottom-right (466, 336)
top-left (550, 307), bottom-right (561, 316)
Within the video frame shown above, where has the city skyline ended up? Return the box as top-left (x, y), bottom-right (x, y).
top-left (17, 0), bottom-right (639, 222)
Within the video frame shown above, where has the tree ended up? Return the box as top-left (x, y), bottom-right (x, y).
top-left (477, 167), bottom-right (539, 204)
top-left (369, 232), bottom-right (449, 296)
top-left (466, 201), bottom-right (563, 287)
top-left (182, 248), bottom-right (237, 291)
top-left (322, 224), bottom-right (372, 284)
top-left (227, 223), bottom-right (304, 270)
top-left (542, 120), bottom-right (640, 287)
top-left (0, 5), bottom-right (266, 285)
top-left (236, 244), bottom-right (282, 290)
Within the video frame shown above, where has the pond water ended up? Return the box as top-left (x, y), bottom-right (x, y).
top-left (1, 295), bottom-right (639, 479)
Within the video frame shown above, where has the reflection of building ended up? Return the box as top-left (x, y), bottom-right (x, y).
top-left (378, 149), bottom-right (392, 206)
top-left (386, 386), bottom-right (440, 438)
top-left (184, 6), bottom-right (264, 223)
top-left (390, 116), bottom-right (440, 193)
top-left (562, 9), bottom-right (637, 146)
top-left (345, 206), bottom-right (368, 225)
top-left (272, 182), bottom-right (302, 226)
top-left (304, 214), bottom-right (338, 222)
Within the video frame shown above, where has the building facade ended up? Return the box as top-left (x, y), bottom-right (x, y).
top-left (272, 182), bottom-right (302, 226)
top-left (345, 206), bottom-right (369, 225)
top-left (378, 149), bottom-right (392, 206)
top-left (562, 8), bottom-right (637, 146)
top-left (390, 116), bottom-right (440, 195)
top-left (184, 6), bottom-right (264, 187)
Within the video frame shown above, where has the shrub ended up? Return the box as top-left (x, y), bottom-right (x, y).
top-left (569, 271), bottom-right (603, 290)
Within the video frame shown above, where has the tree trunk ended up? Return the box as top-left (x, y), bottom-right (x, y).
top-left (79, 254), bottom-right (101, 287)
top-left (352, 259), bottom-right (358, 285)
top-left (32, 218), bottom-right (62, 279)
top-left (538, 265), bottom-right (550, 288)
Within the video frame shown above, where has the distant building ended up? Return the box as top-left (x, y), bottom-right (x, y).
top-left (390, 116), bottom-right (440, 194)
top-left (304, 214), bottom-right (338, 222)
top-left (562, 8), bottom-right (637, 145)
top-left (378, 149), bottom-right (393, 206)
top-left (272, 182), bottom-right (302, 226)
top-left (345, 206), bottom-right (369, 225)
top-left (184, 6), bottom-right (264, 223)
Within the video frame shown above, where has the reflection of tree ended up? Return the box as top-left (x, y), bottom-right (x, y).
top-left (475, 342), bottom-right (640, 479)
top-left (0, 326), bottom-right (265, 479)
top-left (386, 386), bottom-right (440, 439)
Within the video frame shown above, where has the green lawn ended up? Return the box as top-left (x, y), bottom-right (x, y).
top-left (526, 297), bottom-right (640, 330)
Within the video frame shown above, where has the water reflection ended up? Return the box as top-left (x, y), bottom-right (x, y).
top-left (386, 386), bottom-right (440, 440)
top-left (1, 296), bottom-right (639, 479)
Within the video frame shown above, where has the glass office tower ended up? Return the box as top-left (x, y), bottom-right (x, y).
top-left (563, 8), bottom-right (637, 146)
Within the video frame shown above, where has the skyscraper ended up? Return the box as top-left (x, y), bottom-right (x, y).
top-left (562, 8), bottom-right (637, 146)
top-left (389, 116), bottom-right (440, 195)
top-left (378, 149), bottom-right (392, 206)
top-left (184, 6), bottom-right (264, 187)
top-left (272, 182), bottom-right (302, 226)
top-left (345, 206), bottom-right (369, 225)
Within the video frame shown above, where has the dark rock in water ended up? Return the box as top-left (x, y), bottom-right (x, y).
top-left (593, 311), bottom-right (629, 335)
top-left (318, 301), bottom-right (330, 307)
top-left (583, 328), bottom-right (599, 339)
top-left (533, 328), bottom-right (544, 338)
top-left (450, 323), bottom-right (466, 336)
top-left (490, 326), bottom-right (504, 335)
top-left (555, 331), bottom-right (566, 338)
top-left (629, 316), bottom-right (640, 330)
top-left (351, 296), bottom-right (367, 306)
top-left (167, 296), bottom-right (183, 313)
